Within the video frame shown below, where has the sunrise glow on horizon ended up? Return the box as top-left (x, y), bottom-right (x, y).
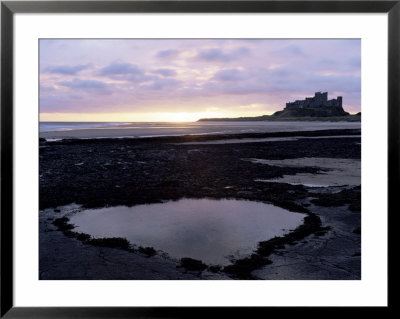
top-left (40, 39), bottom-right (361, 121)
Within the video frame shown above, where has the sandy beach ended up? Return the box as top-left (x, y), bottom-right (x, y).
top-left (40, 121), bottom-right (361, 140)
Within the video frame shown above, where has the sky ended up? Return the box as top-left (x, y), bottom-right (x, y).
top-left (40, 39), bottom-right (361, 122)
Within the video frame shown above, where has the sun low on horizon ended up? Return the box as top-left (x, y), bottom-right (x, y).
top-left (40, 39), bottom-right (361, 122)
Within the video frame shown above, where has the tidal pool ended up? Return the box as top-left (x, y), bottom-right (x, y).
top-left (69, 199), bottom-right (305, 266)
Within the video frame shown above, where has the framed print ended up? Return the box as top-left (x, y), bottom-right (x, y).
top-left (1, 0), bottom-right (396, 317)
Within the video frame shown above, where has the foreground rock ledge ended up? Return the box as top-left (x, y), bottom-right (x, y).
top-left (39, 129), bottom-right (361, 280)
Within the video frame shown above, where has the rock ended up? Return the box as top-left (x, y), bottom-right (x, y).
top-left (179, 258), bottom-right (207, 271)
top-left (349, 203), bottom-right (361, 212)
top-left (86, 237), bottom-right (131, 250)
top-left (237, 191), bottom-right (253, 196)
top-left (52, 217), bottom-right (75, 231)
top-left (223, 254), bottom-right (272, 279)
top-left (311, 186), bottom-right (361, 208)
top-left (76, 233), bottom-right (91, 241)
top-left (208, 265), bottom-right (221, 273)
top-left (138, 246), bottom-right (156, 257)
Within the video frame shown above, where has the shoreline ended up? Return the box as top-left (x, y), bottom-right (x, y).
top-left (197, 114), bottom-right (361, 122)
top-left (41, 128), bottom-right (361, 144)
top-left (39, 122), bottom-right (361, 140)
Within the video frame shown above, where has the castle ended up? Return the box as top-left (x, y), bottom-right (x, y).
top-left (285, 92), bottom-right (342, 110)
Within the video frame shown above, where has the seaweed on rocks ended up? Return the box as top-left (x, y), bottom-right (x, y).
top-left (76, 233), bottom-right (91, 241)
top-left (52, 217), bottom-right (131, 250)
top-left (223, 254), bottom-right (272, 279)
top-left (311, 186), bottom-right (361, 208)
top-left (179, 258), bottom-right (208, 271)
top-left (208, 265), bottom-right (222, 273)
top-left (138, 246), bottom-right (156, 256)
top-left (86, 237), bottom-right (131, 250)
top-left (52, 217), bottom-right (75, 231)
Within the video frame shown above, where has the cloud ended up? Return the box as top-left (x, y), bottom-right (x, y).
top-left (44, 64), bottom-right (90, 75)
top-left (270, 45), bottom-right (306, 58)
top-left (153, 68), bottom-right (177, 77)
top-left (196, 47), bottom-right (250, 62)
top-left (156, 49), bottom-right (180, 59)
top-left (99, 62), bottom-right (143, 76)
top-left (40, 93), bottom-right (86, 112)
top-left (40, 39), bottom-right (361, 115)
top-left (40, 84), bottom-right (56, 93)
top-left (141, 78), bottom-right (179, 90)
top-left (348, 56), bottom-right (361, 68)
top-left (58, 78), bottom-right (111, 94)
top-left (99, 62), bottom-right (155, 83)
top-left (213, 69), bottom-right (246, 81)
top-left (198, 65), bottom-right (360, 98)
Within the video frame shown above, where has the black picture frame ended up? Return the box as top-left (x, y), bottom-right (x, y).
top-left (1, 1), bottom-right (396, 317)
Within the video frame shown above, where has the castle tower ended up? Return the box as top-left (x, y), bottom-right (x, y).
top-left (337, 96), bottom-right (343, 108)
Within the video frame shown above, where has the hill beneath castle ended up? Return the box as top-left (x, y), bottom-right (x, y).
top-left (271, 105), bottom-right (349, 118)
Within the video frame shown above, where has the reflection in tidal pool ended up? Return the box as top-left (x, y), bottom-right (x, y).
top-left (69, 199), bottom-right (305, 265)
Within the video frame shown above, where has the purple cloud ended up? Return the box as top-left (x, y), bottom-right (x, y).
top-left (141, 78), bottom-right (179, 90)
top-left (153, 68), bottom-right (177, 77)
top-left (58, 78), bottom-right (111, 95)
top-left (99, 62), bottom-right (143, 76)
top-left (348, 56), bottom-right (361, 68)
top-left (196, 47), bottom-right (250, 62)
top-left (99, 62), bottom-right (155, 83)
top-left (44, 64), bottom-right (90, 75)
top-left (156, 49), bottom-right (180, 59)
top-left (213, 69), bottom-right (246, 81)
top-left (199, 65), bottom-right (360, 98)
top-left (270, 45), bottom-right (306, 58)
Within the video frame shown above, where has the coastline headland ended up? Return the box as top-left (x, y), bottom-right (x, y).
top-left (198, 92), bottom-right (360, 122)
top-left (198, 114), bottom-right (361, 122)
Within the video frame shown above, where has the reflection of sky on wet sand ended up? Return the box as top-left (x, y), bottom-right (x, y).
top-left (179, 135), bottom-right (360, 145)
top-left (69, 199), bottom-right (305, 266)
top-left (246, 157), bottom-right (361, 187)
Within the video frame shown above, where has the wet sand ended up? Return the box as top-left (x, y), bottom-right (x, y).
top-left (247, 157), bottom-right (361, 187)
top-left (178, 135), bottom-right (361, 145)
top-left (40, 121), bottom-right (361, 140)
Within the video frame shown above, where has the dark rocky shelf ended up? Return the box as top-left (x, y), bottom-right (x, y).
top-left (40, 129), bottom-right (361, 280)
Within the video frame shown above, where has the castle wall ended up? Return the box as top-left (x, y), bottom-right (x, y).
top-left (285, 92), bottom-right (342, 109)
